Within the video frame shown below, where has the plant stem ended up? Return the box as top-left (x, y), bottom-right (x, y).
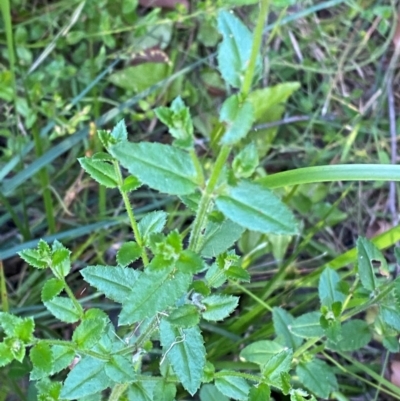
top-left (189, 145), bottom-right (230, 252)
top-left (0, 261), bottom-right (9, 312)
top-left (241, 0), bottom-right (270, 97)
top-left (113, 161), bottom-right (149, 266)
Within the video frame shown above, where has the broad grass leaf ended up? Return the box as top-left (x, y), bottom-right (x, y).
top-left (110, 142), bottom-right (199, 195)
top-left (200, 384), bottom-right (229, 401)
top-left (357, 237), bottom-right (387, 292)
top-left (202, 294), bottom-right (239, 321)
top-left (318, 268), bottom-right (345, 308)
top-left (326, 319), bottom-right (371, 351)
top-left (296, 359), bottom-right (338, 399)
top-left (290, 312), bottom-right (324, 339)
top-left (44, 297), bottom-right (82, 323)
top-left (104, 355), bottom-right (136, 383)
top-left (81, 265), bottom-right (140, 304)
top-left (216, 181), bottom-right (298, 235)
top-left (272, 307), bottom-right (303, 350)
top-left (160, 319), bottom-right (206, 395)
top-left (240, 340), bottom-right (285, 365)
top-left (219, 95), bottom-right (255, 145)
top-left (201, 219), bottom-right (245, 258)
top-left (119, 270), bottom-right (192, 325)
top-left (215, 372), bottom-right (250, 401)
top-left (60, 357), bottom-right (111, 399)
top-left (78, 157), bottom-right (118, 188)
top-left (217, 10), bottom-right (261, 88)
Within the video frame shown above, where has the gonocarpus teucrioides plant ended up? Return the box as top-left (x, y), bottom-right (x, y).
top-left (3, 2), bottom-right (400, 400)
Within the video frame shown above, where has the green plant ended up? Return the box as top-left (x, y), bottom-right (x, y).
top-left (2, 3), bottom-right (400, 401)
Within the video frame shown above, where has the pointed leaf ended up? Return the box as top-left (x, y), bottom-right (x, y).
top-left (272, 307), bottom-right (303, 349)
top-left (128, 382), bottom-right (155, 401)
top-left (216, 181), bottom-right (298, 235)
top-left (296, 359), bottom-right (337, 399)
top-left (202, 294), bottom-right (239, 321)
top-left (240, 340), bottom-right (285, 365)
top-left (160, 319), bottom-right (206, 395)
top-left (326, 319), bottom-right (371, 351)
top-left (290, 312), bottom-right (324, 339)
top-left (201, 219), bottom-right (245, 258)
top-left (109, 142), bottom-right (199, 195)
top-left (44, 297), bottom-right (82, 323)
top-left (215, 372), bottom-right (250, 401)
top-left (262, 349), bottom-right (293, 388)
top-left (249, 383), bottom-right (271, 401)
top-left (217, 10), bottom-right (261, 88)
top-left (18, 248), bottom-right (48, 269)
top-left (219, 95), bottom-right (255, 145)
top-left (380, 305), bottom-right (400, 331)
top-left (105, 355), bottom-right (136, 383)
top-left (51, 345), bottom-right (75, 375)
top-left (73, 318), bottom-right (107, 350)
top-left (153, 381), bottom-right (176, 401)
top-left (51, 241), bottom-right (71, 277)
top-left (176, 250), bottom-right (204, 274)
top-left (119, 270), bottom-right (192, 325)
top-left (81, 265), bottom-right (140, 304)
top-left (78, 157), bottom-right (118, 188)
top-left (0, 343), bottom-right (14, 367)
top-left (41, 278), bottom-right (64, 302)
top-left (60, 357), bottom-right (111, 399)
top-left (357, 237), bottom-right (386, 292)
top-left (111, 119), bottom-right (128, 142)
top-left (30, 342), bottom-right (53, 380)
top-left (167, 304), bottom-right (200, 327)
top-left (318, 268), bottom-right (345, 308)
top-left (138, 211), bottom-right (168, 243)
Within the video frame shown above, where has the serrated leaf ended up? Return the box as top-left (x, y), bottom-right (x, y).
top-left (73, 318), bottom-right (107, 350)
top-left (273, 307), bottom-right (303, 349)
top-left (119, 270), bottom-right (192, 325)
top-left (217, 10), bottom-right (261, 88)
top-left (380, 305), bottom-right (400, 330)
top-left (155, 96), bottom-right (194, 149)
top-left (167, 304), bottom-right (200, 327)
top-left (176, 250), bottom-right (204, 274)
top-left (240, 340), bottom-right (285, 365)
top-left (60, 357), bottom-right (111, 399)
top-left (326, 319), bottom-right (371, 351)
top-left (233, 141), bottom-right (259, 178)
top-left (216, 181), bottom-right (298, 235)
top-left (249, 383), bottom-right (271, 401)
top-left (153, 380), bottom-right (176, 401)
top-left (290, 312), bottom-right (324, 339)
top-left (201, 219), bottom-right (245, 258)
top-left (105, 355), bottom-right (136, 383)
top-left (36, 379), bottom-right (62, 401)
top-left (78, 157), bottom-right (119, 188)
top-left (383, 336), bottom-right (399, 352)
top-left (51, 240), bottom-right (71, 277)
top-left (202, 294), bottom-right (239, 321)
top-left (215, 372), bottom-right (250, 401)
top-left (109, 142), bottom-right (199, 195)
top-left (117, 241), bottom-right (142, 266)
top-left (5, 337), bottom-right (25, 362)
top-left (81, 265), bottom-right (140, 304)
top-left (19, 248), bottom-right (48, 269)
top-left (226, 265), bottom-right (250, 282)
top-left (200, 384), bottom-right (229, 401)
top-left (111, 119), bottom-right (128, 142)
top-left (0, 343), bottom-right (14, 367)
top-left (219, 95), bottom-right (255, 145)
top-left (296, 359), bottom-right (337, 399)
top-left (122, 175), bottom-right (141, 192)
top-left (138, 211), bottom-right (168, 243)
top-left (44, 297), bottom-right (83, 323)
top-left (0, 312), bottom-right (31, 339)
top-left (30, 342), bottom-right (53, 380)
top-left (51, 345), bottom-right (75, 375)
top-left (318, 268), bottom-right (346, 308)
top-left (41, 278), bottom-right (64, 302)
top-left (160, 319), bottom-right (206, 395)
top-left (357, 237), bottom-right (386, 292)
top-left (262, 349), bottom-right (292, 388)
top-left (128, 382), bottom-right (155, 401)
